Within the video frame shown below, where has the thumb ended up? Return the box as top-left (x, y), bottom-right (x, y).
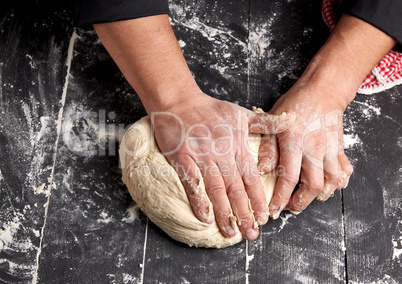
top-left (258, 134), bottom-right (279, 174)
top-left (248, 109), bottom-right (296, 134)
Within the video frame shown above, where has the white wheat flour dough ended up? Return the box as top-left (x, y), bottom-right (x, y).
top-left (120, 116), bottom-right (277, 248)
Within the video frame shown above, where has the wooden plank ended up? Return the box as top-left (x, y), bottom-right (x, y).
top-left (35, 28), bottom-right (148, 283)
top-left (144, 222), bottom-right (247, 284)
top-left (142, 0), bottom-right (250, 283)
top-left (247, 0), bottom-right (346, 282)
top-left (342, 89), bottom-right (402, 283)
top-left (169, 0), bottom-right (250, 105)
top-left (1, 0), bottom-right (398, 282)
top-left (247, 0), bottom-right (328, 109)
top-left (0, 4), bottom-right (74, 283)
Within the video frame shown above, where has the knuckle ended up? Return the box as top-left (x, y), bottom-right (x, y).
top-left (227, 185), bottom-right (246, 200)
top-left (331, 173), bottom-right (344, 185)
top-left (282, 174), bottom-right (299, 187)
top-left (309, 186), bottom-right (323, 196)
top-left (339, 154), bottom-right (354, 174)
top-left (174, 148), bottom-right (189, 159)
top-left (206, 184), bottom-right (226, 196)
top-left (305, 180), bottom-right (324, 195)
top-left (344, 164), bottom-right (354, 176)
top-left (311, 140), bottom-right (325, 154)
top-left (288, 193), bottom-right (306, 212)
top-left (242, 173), bottom-right (261, 188)
top-left (325, 171), bottom-right (343, 185)
top-left (252, 201), bottom-right (268, 212)
top-left (335, 173), bottom-right (344, 185)
top-left (291, 203), bottom-right (305, 213)
top-left (216, 210), bottom-right (233, 221)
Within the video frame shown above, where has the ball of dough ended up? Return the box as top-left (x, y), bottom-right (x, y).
top-left (119, 116), bottom-right (277, 248)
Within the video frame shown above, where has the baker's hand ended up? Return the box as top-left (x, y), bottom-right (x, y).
top-left (152, 93), bottom-right (295, 240)
top-left (257, 12), bottom-right (397, 218)
top-left (93, 16), bottom-right (296, 240)
top-left (258, 84), bottom-right (353, 219)
top-left (94, 12), bottom-right (395, 235)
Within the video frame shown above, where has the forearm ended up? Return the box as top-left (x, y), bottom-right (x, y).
top-left (297, 14), bottom-right (397, 109)
top-left (93, 15), bottom-right (201, 114)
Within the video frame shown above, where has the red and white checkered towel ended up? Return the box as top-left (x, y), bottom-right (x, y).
top-left (322, 0), bottom-right (402, 94)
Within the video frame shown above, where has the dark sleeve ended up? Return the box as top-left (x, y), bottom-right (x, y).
top-left (342, 0), bottom-right (402, 44)
top-left (74, 0), bottom-right (170, 28)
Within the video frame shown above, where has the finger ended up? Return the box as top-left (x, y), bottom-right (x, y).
top-left (322, 113), bottom-right (353, 192)
top-left (236, 148), bottom-right (269, 226)
top-left (337, 153), bottom-right (353, 189)
top-left (200, 161), bottom-right (237, 238)
top-left (247, 110), bottom-right (296, 134)
top-left (269, 135), bottom-right (303, 220)
top-left (219, 159), bottom-right (259, 241)
top-left (316, 166), bottom-right (344, 202)
top-left (339, 127), bottom-right (353, 189)
top-left (316, 130), bottom-right (343, 202)
top-left (258, 134), bottom-right (279, 174)
top-left (172, 155), bottom-right (214, 224)
top-left (287, 156), bottom-right (325, 211)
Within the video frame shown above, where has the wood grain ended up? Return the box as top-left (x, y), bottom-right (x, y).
top-left (0, 0), bottom-right (400, 283)
top-left (0, 4), bottom-right (73, 282)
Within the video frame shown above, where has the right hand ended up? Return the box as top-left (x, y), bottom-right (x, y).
top-left (93, 15), bottom-right (295, 240)
top-left (151, 92), bottom-right (295, 240)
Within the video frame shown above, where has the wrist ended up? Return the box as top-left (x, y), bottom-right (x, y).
top-left (139, 79), bottom-right (205, 114)
top-left (296, 51), bottom-right (358, 109)
top-left (295, 14), bottom-right (397, 110)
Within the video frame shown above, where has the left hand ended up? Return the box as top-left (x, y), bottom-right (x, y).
top-left (257, 13), bottom-right (397, 219)
top-left (258, 82), bottom-right (354, 219)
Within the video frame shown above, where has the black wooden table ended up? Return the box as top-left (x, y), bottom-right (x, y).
top-left (1, 1), bottom-right (401, 283)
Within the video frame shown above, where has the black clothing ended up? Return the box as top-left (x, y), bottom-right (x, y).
top-left (74, 0), bottom-right (169, 28)
top-left (343, 0), bottom-right (402, 44)
top-left (74, 0), bottom-right (401, 45)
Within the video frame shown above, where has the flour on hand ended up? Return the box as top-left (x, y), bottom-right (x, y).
top-left (119, 116), bottom-right (276, 248)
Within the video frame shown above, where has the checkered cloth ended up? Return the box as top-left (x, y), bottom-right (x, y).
top-left (322, 0), bottom-right (402, 94)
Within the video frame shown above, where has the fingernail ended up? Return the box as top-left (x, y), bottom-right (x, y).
top-left (323, 183), bottom-right (333, 194)
top-left (255, 212), bottom-right (269, 225)
top-left (245, 228), bottom-right (259, 240)
top-left (258, 158), bottom-right (270, 173)
top-left (316, 192), bottom-right (327, 202)
top-left (269, 208), bottom-right (277, 217)
top-left (272, 210), bottom-right (282, 220)
top-left (338, 172), bottom-right (347, 187)
top-left (284, 207), bottom-right (301, 215)
top-left (200, 204), bottom-right (214, 224)
top-left (316, 184), bottom-right (333, 202)
top-left (225, 225), bottom-right (236, 237)
top-left (269, 205), bottom-right (282, 220)
top-left (343, 176), bottom-right (350, 189)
